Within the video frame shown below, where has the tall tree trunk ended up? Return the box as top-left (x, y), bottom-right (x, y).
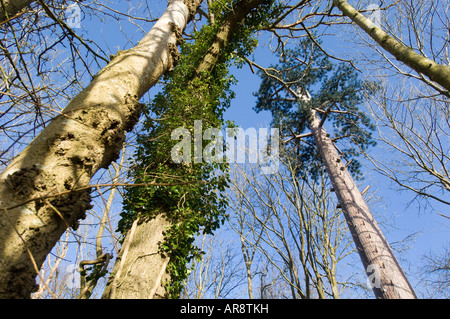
top-left (101, 215), bottom-right (172, 299)
top-left (333, 0), bottom-right (450, 93)
top-left (309, 110), bottom-right (417, 299)
top-left (0, 0), bottom-right (200, 299)
top-left (102, 0), bottom-right (268, 299)
top-left (0, 0), bottom-right (34, 22)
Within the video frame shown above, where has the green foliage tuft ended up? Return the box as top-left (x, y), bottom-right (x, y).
top-left (253, 36), bottom-right (378, 180)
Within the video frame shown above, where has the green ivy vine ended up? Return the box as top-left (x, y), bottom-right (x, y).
top-left (118, 0), bottom-right (282, 298)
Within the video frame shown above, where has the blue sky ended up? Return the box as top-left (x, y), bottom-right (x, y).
top-left (72, 0), bottom-right (449, 297)
top-left (222, 29), bottom-right (449, 295)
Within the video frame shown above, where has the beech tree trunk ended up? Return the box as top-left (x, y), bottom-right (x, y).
top-left (102, 0), bottom-right (268, 299)
top-left (309, 110), bottom-right (417, 299)
top-left (101, 215), bottom-right (172, 299)
top-left (0, 0), bottom-right (200, 299)
top-left (333, 0), bottom-right (450, 93)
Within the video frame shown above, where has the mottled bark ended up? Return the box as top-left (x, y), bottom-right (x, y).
top-left (309, 110), bottom-right (417, 299)
top-left (0, 0), bottom-right (200, 299)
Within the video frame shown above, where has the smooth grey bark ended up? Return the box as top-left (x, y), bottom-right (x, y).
top-left (309, 110), bottom-right (417, 299)
top-left (0, 0), bottom-right (200, 298)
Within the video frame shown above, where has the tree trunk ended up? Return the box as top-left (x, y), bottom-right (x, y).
top-left (102, 0), bottom-right (268, 299)
top-left (309, 110), bottom-right (417, 299)
top-left (333, 0), bottom-right (450, 93)
top-left (0, 0), bottom-right (34, 22)
top-left (101, 215), bottom-right (172, 299)
top-left (240, 238), bottom-right (254, 299)
top-left (0, 0), bottom-right (200, 299)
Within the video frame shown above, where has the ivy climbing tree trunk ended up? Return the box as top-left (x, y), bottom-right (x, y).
top-left (0, 0), bottom-right (200, 299)
top-left (333, 0), bottom-right (450, 93)
top-left (309, 109), bottom-right (417, 299)
top-left (101, 0), bottom-right (269, 299)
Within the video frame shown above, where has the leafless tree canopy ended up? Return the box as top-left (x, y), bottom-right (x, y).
top-left (0, 0), bottom-right (448, 299)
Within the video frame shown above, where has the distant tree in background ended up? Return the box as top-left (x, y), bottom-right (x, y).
top-left (252, 37), bottom-right (416, 298)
